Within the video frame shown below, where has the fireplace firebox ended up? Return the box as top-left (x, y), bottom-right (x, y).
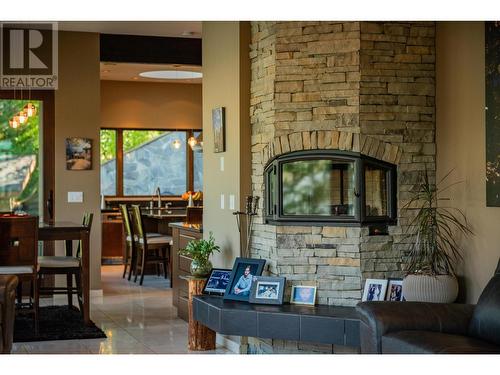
top-left (264, 150), bottom-right (397, 226)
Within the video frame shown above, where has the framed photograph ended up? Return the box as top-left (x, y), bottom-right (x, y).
top-left (249, 276), bottom-right (286, 305)
top-left (362, 278), bottom-right (389, 302)
top-left (290, 285), bottom-right (317, 306)
top-left (65, 137), bottom-right (92, 170)
top-left (223, 257), bottom-right (266, 302)
top-left (212, 107), bottom-right (225, 153)
top-left (385, 278), bottom-right (404, 301)
top-left (202, 268), bottom-right (232, 296)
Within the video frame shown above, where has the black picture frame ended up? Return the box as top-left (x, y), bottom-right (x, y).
top-left (202, 268), bottom-right (232, 296)
top-left (385, 278), bottom-right (404, 302)
top-left (223, 257), bottom-right (266, 302)
top-left (249, 276), bottom-right (286, 305)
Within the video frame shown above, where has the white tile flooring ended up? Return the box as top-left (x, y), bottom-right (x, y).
top-left (11, 265), bottom-right (231, 354)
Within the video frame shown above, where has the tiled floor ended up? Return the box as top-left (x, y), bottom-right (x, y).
top-left (12, 265), bottom-right (231, 354)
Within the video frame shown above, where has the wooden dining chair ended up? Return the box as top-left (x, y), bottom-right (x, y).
top-left (37, 213), bottom-right (93, 311)
top-left (120, 204), bottom-right (166, 281)
top-left (0, 216), bottom-right (39, 334)
top-left (120, 204), bottom-right (135, 280)
top-left (130, 205), bottom-right (171, 285)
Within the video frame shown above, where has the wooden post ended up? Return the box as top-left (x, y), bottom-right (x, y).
top-left (186, 276), bottom-right (216, 351)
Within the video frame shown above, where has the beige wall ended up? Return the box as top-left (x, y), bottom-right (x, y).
top-left (55, 31), bottom-right (102, 290)
top-left (436, 22), bottom-right (500, 303)
top-left (101, 80), bottom-right (202, 129)
top-left (202, 22), bottom-right (251, 268)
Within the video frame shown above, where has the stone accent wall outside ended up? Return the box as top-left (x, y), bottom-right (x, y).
top-left (249, 21), bottom-right (435, 353)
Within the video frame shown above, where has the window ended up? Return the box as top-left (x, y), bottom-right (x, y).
top-left (0, 99), bottom-right (42, 215)
top-left (193, 131), bottom-right (203, 192)
top-left (100, 129), bottom-right (116, 196)
top-left (100, 129), bottom-right (201, 196)
top-left (265, 150), bottom-right (396, 225)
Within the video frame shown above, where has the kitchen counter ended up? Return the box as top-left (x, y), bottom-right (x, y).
top-left (168, 222), bottom-right (203, 233)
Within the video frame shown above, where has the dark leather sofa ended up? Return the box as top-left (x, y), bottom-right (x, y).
top-left (356, 259), bottom-right (500, 354)
top-left (0, 275), bottom-right (18, 354)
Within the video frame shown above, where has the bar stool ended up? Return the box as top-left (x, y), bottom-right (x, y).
top-left (130, 205), bottom-right (171, 285)
top-left (37, 213), bottom-right (93, 311)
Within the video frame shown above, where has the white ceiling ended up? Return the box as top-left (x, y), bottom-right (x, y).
top-left (58, 21), bottom-right (202, 38)
top-left (100, 62), bottom-right (202, 84)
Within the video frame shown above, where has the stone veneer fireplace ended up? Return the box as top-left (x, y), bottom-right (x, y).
top-left (248, 21), bottom-right (436, 353)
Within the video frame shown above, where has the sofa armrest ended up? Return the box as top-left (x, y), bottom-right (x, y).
top-left (0, 275), bottom-right (18, 354)
top-left (355, 301), bottom-right (476, 353)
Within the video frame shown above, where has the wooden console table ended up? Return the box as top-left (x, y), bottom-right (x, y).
top-left (193, 295), bottom-right (360, 347)
top-left (181, 276), bottom-right (216, 351)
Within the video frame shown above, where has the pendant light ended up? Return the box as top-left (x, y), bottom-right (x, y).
top-left (172, 139), bottom-right (182, 149)
top-left (17, 111), bottom-right (27, 125)
top-left (9, 116), bottom-right (20, 129)
top-left (23, 102), bottom-right (37, 117)
top-left (188, 136), bottom-right (197, 148)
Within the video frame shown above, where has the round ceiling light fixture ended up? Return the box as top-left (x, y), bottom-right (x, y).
top-left (139, 70), bottom-right (202, 80)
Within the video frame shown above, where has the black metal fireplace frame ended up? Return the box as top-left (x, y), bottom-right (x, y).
top-left (264, 150), bottom-right (397, 226)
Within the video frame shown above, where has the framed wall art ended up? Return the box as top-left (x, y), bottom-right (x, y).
top-left (212, 107), bottom-right (225, 153)
top-left (65, 137), bottom-right (92, 170)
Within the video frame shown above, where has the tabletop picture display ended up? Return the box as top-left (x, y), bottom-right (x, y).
top-left (385, 278), bottom-right (404, 301)
top-left (223, 257), bottom-right (266, 302)
top-left (290, 285), bottom-right (317, 306)
top-left (249, 276), bottom-right (286, 305)
top-left (202, 268), bottom-right (232, 296)
top-left (362, 278), bottom-right (389, 302)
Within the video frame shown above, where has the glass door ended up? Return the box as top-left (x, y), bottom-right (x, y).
top-left (0, 91), bottom-right (55, 222)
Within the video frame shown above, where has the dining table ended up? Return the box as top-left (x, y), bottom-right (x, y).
top-left (38, 221), bottom-right (91, 325)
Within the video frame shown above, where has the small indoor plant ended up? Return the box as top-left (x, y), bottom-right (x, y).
top-left (402, 170), bottom-right (473, 303)
top-left (179, 232), bottom-right (220, 277)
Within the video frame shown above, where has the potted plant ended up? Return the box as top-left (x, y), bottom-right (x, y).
top-left (402, 170), bottom-right (473, 303)
top-left (179, 232), bottom-right (220, 277)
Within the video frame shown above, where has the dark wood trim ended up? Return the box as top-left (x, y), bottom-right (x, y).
top-left (187, 130), bottom-right (194, 192)
top-left (116, 129), bottom-right (124, 196)
top-left (100, 34), bottom-right (202, 66)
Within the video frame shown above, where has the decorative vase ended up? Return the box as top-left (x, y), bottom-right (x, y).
top-left (402, 274), bottom-right (459, 303)
top-left (190, 259), bottom-right (212, 277)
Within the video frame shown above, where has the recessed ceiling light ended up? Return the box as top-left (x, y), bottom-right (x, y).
top-left (181, 31), bottom-right (195, 37)
top-left (139, 70), bottom-right (202, 80)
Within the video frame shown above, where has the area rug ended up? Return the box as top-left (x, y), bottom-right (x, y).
top-left (14, 306), bottom-right (107, 342)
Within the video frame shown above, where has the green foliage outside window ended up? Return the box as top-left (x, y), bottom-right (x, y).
top-left (0, 100), bottom-right (40, 211)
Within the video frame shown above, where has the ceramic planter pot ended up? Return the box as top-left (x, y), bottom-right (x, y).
top-left (402, 274), bottom-right (459, 303)
top-left (190, 259), bottom-right (212, 277)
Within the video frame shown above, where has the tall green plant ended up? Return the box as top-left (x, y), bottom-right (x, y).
top-left (403, 170), bottom-right (473, 276)
top-left (179, 232), bottom-right (220, 264)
